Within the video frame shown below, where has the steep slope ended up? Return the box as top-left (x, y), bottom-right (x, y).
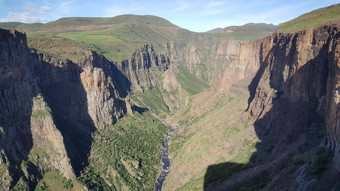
top-left (12, 15), bottom-right (243, 86)
top-left (17, 15), bottom-right (246, 115)
top-left (217, 23), bottom-right (278, 40)
top-left (209, 23), bottom-right (340, 191)
top-left (278, 3), bottom-right (340, 33)
top-left (166, 6), bottom-right (340, 191)
top-left (0, 29), bottom-right (76, 190)
top-left (0, 28), bottom-right (171, 190)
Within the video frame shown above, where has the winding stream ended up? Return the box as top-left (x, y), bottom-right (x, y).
top-left (155, 126), bottom-right (174, 191)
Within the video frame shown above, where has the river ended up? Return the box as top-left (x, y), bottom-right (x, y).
top-left (155, 126), bottom-right (174, 191)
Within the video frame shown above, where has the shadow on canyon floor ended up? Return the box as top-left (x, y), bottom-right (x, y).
top-left (204, 36), bottom-right (332, 190)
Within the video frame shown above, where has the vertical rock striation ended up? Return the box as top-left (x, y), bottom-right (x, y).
top-left (114, 44), bottom-right (170, 91)
top-left (209, 24), bottom-right (340, 191)
top-left (0, 28), bottom-right (132, 189)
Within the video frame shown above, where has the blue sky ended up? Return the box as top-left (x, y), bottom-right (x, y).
top-left (0, 0), bottom-right (339, 32)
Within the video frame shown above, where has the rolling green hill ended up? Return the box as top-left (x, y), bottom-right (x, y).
top-left (20, 15), bottom-right (183, 62)
top-left (277, 4), bottom-right (340, 32)
top-left (217, 23), bottom-right (278, 40)
top-left (43, 15), bottom-right (177, 28)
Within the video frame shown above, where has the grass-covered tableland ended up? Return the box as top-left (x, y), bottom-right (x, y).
top-left (211, 23), bottom-right (278, 40)
top-left (41, 15), bottom-right (177, 28)
top-left (277, 4), bottom-right (340, 33)
top-left (2, 14), bottom-right (275, 63)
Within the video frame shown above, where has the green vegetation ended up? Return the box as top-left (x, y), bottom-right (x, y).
top-left (35, 171), bottom-right (79, 191)
top-left (22, 15), bottom-right (181, 62)
top-left (0, 22), bottom-right (42, 29)
top-left (0, 22), bottom-right (25, 29)
top-left (27, 36), bottom-right (89, 61)
top-left (278, 4), bottom-right (340, 32)
top-left (130, 87), bottom-right (170, 118)
top-left (212, 24), bottom-right (277, 40)
top-left (29, 147), bottom-right (49, 159)
top-left (43, 15), bottom-right (176, 28)
top-left (79, 112), bottom-right (168, 190)
top-left (31, 110), bottom-right (51, 119)
top-left (306, 147), bottom-right (334, 178)
top-left (165, 92), bottom-right (258, 190)
top-left (58, 30), bottom-right (121, 44)
top-left (176, 65), bottom-right (210, 95)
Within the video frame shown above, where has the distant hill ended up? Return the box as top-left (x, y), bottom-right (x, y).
top-left (0, 15), bottom-right (178, 32)
top-left (206, 28), bottom-right (223, 33)
top-left (221, 23), bottom-right (277, 39)
top-left (206, 23), bottom-right (278, 39)
top-left (42, 15), bottom-right (177, 28)
top-left (277, 3), bottom-right (340, 32)
top-left (0, 22), bottom-right (43, 29)
top-left (3, 15), bottom-right (185, 62)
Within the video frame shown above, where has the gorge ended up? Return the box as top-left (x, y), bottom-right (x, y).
top-left (0, 3), bottom-right (339, 191)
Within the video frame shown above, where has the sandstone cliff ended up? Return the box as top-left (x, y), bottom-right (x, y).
top-left (114, 44), bottom-right (170, 91)
top-left (0, 28), bottom-right (133, 189)
top-left (0, 29), bottom-right (75, 190)
top-left (209, 24), bottom-right (340, 191)
top-left (166, 39), bottom-right (242, 85)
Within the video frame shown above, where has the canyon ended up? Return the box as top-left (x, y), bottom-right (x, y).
top-left (0, 4), bottom-right (339, 191)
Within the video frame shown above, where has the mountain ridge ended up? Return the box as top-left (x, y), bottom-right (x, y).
top-left (0, 3), bottom-right (339, 191)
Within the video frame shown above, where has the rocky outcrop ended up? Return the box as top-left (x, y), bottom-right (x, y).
top-left (0, 28), bottom-right (133, 189)
top-left (210, 24), bottom-right (340, 190)
top-left (248, 24), bottom-right (340, 144)
top-left (248, 24), bottom-right (340, 190)
top-left (166, 40), bottom-right (243, 85)
top-left (29, 95), bottom-right (74, 179)
top-left (0, 28), bottom-right (76, 190)
top-left (114, 44), bottom-right (170, 91)
top-left (214, 38), bottom-right (266, 95)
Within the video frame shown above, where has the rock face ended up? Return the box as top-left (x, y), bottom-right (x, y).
top-left (248, 24), bottom-right (340, 149)
top-left (0, 28), bottom-right (131, 189)
top-left (0, 29), bottom-right (75, 189)
top-left (248, 24), bottom-right (340, 190)
top-left (114, 44), bottom-right (170, 91)
top-left (166, 39), bottom-right (243, 85)
top-left (214, 38), bottom-right (265, 95)
top-left (211, 24), bottom-right (340, 190)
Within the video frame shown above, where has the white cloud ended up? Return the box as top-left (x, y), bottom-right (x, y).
top-left (0, 5), bottom-right (51, 23)
top-left (0, 12), bottom-right (47, 23)
top-left (25, 6), bottom-right (51, 14)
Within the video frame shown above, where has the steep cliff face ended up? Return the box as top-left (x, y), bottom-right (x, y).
top-left (166, 39), bottom-right (242, 85)
top-left (0, 29), bottom-right (74, 190)
top-left (34, 50), bottom-right (130, 175)
top-left (0, 28), bottom-right (132, 189)
top-left (208, 24), bottom-right (340, 191)
top-left (247, 24), bottom-right (340, 190)
top-left (114, 44), bottom-right (169, 91)
top-left (214, 39), bottom-right (265, 95)
top-left (248, 24), bottom-right (340, 147)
